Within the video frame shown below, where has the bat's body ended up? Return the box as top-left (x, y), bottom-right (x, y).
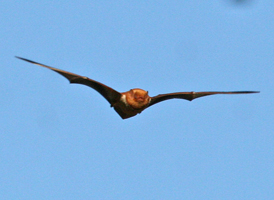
top-left (16, 56), bottom-right (259, 119)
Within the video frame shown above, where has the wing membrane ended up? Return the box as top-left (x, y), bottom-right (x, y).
top-left (16, 56), bottom-right (122, 105)
top-left (148, 91), bottom-right (259, 107)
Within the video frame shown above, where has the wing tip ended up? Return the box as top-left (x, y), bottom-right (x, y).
top-left (15, 56), bottom-right (37, 64)
top-left (239, 91), bottom-right (260, 94)
top-left (242, 91), bottom-right (260, 93)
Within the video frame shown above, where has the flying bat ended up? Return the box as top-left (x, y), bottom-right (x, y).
top-left (16, 56), bottom-right (259, 119)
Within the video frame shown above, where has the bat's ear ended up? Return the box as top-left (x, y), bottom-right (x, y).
top-left (146, 91), bottom-right (149, 94)
top-left (129, 89), bottom-right (134, 96)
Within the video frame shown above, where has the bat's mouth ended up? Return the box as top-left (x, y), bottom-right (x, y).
top-left (135, 97), bottom-right (145, 102)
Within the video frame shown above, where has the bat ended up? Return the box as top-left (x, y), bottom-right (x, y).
top-left (16, 56), bottom-right (259, 119)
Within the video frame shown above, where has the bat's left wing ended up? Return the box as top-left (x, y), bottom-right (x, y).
top-left (15, 56), bottom-right (122, 106)
top-left (148, 91), bottom-right (259, 107)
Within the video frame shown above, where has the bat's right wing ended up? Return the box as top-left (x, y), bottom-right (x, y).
top-left (16, 56), bottom-right (122, 106)
top-left (148, 91), bottom-right (259, 107)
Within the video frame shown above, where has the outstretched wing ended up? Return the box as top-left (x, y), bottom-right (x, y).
top-left (16, 56), bottom-right (122, 105)
top-left (148, 91), bottom-right (259, 107)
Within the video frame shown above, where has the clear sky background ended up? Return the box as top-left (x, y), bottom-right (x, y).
top-left (1, 1), bottom-right (273, 199)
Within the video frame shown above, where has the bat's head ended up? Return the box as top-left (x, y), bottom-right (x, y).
top-left (131, 89), bottom-right (149, 102)
top-left (126, 89), bottom-right (150, 109)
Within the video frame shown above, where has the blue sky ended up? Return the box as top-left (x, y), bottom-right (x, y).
top-left (1, 1), bottom-right (273, 199)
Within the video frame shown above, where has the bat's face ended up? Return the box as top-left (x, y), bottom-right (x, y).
top-left (125, 89), bottom-right (151, 109)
